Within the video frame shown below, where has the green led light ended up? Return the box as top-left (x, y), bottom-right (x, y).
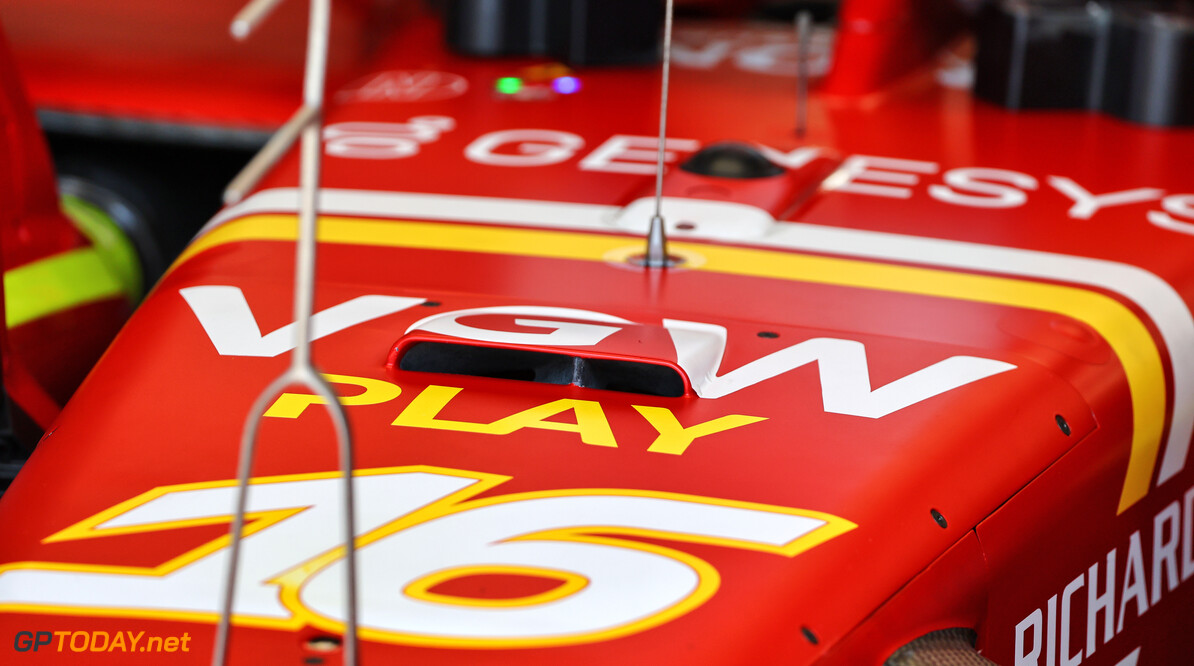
top-left (496, 77), bottom-right (523, 95)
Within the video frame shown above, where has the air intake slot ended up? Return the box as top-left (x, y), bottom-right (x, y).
top-left (397, 342), bottom-right (686, 397)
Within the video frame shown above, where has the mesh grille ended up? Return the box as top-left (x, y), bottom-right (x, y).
top-left (884, 629), bottom-right (997, 666)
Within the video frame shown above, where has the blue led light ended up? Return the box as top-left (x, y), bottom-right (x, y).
top-left (552, 76), bottom-right (581, 95)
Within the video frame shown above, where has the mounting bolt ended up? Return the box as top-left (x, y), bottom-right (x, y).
top-left (304, 636), bottom-right (341, 653)
top-left (801, 625), bottom-right (819, 645)
top-left (1055, 414), bottom-right (1071, 436)
top-left (930, 509), bottom-right (948, 529)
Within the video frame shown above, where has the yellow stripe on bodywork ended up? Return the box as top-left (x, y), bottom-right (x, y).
top-left (176, 215), bottom-right (1166, 513)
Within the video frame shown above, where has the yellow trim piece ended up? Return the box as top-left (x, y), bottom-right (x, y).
top-left (3, 195), bottom-right (142, 329)
top-left (61, 194), bottom-right (142, 300)
top-left (175, 215), bottom-right (1169, 513)
top-left (4, 248), bottom-right (126, 329)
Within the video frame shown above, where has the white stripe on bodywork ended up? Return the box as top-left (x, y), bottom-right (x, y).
top-left (203, 188), bottom-right (1194, 487)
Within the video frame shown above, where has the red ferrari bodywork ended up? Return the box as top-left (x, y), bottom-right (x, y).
top-left (1, 2), bottom-right (1193, 664)
top-left (0, 0), bottom-right (403, 133)
top-left (0, 25), bottom-right (134, 433)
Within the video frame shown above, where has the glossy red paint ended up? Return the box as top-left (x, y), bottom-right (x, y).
top-left (1, 0), bottom-right (402, 131)
top-left (2, 2), bottom-right (1194, 664)
top-left (0, 26), bottom-right (131, 431)
top-left (822, 0), bottom-right (967, 95)
top-left (0, 28), bottom-right (83, 271)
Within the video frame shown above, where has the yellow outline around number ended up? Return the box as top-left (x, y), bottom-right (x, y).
top-left (284, 484), bottom-right (855, 649)
top-left (403, 565), bottom-right (589, 608)
top-left (0, 466), bottom-right (855, 650)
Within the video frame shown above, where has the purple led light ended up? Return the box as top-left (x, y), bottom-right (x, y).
top-left (552, 76), bottom-right (581, 95)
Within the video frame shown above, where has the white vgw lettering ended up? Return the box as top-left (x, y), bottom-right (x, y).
top-left (184, 290), bottom-right (1016, 416)
top-left (663, 319), bottom-right (1015, 415)
top-left (180, 286), bottom-right (425, 358)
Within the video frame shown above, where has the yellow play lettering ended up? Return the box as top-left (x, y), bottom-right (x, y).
top-left (634, 406), bottom-right (768, 455)
top-left (488, 399), bottom-right (616, 447)
top-left (263, 373), bottom-right (765, 453)
top-left (392, 385), bottom-right (501, 434)
top-left (265, 373), bottom-right (401, 418)
top-left (394, 386), bottom-right (616, 447)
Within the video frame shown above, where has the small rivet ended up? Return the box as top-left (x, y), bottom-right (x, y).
top-left (931, 509), bottom-right (948, 529)
top-left (801, 625), bottom-right (819, 645)
top-left (304, 637), bottom-right (341, 653)
top-left (675, 221), bottom-right (697, 231)
top-left (1056, 414), bottom-right (1071, 436)
top-left (758, 331), bottom-right (780, 339)
top-left (421, 301), bottom-right (442, 307)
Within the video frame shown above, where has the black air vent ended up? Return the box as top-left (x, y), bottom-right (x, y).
top-left (398, 342), bottom-right (686, 397)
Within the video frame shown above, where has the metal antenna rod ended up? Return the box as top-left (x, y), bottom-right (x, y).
top-left (214, 1), bottom-right (359, 665)
top-left (796, 11), bottom-right (811, 139)
top-left (224, 105), bottom-right (317, 204)
top-left (644, 0), bottom-right (676, 269)
top-left (231, 0), bottom-right (286, 39)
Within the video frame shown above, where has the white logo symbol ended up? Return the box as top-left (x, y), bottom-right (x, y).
top-left (323, 116), bottom-right (455, 160)
top-left (337, 70), bottom-right (469, 103)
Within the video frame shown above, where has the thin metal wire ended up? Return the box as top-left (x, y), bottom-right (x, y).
top-left (796, 11), bottom-right (811, 139)
top-left (223, 0), bottom-right (332, 205)
top-left (644, 0), bottom-right (676, 269)
top-left (224, 105), bottom-right (316, 205)
top-left (231, 0), bottom-right (287, 39)
top-left (213, 0), bottom-right (358, 665)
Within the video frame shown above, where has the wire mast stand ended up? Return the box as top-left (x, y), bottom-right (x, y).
top-left (213, 1), bottom-right (361, 665)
